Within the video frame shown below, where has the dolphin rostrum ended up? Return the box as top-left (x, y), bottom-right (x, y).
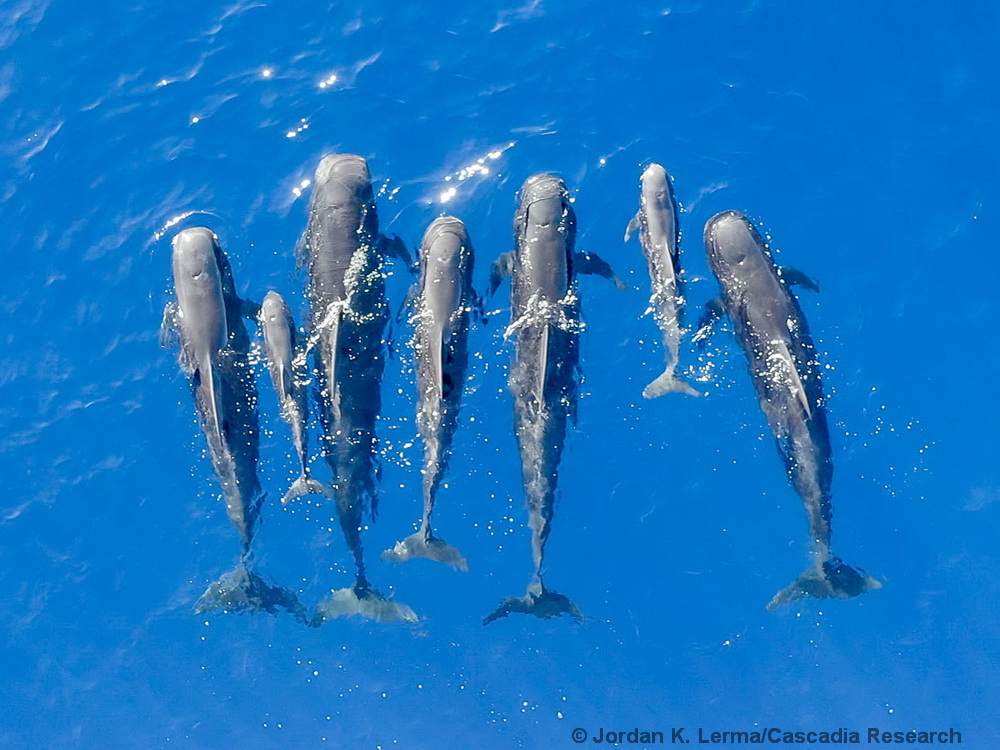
top-left (382, 216), bottom-right (480, 572)
top-left (702, 210), bottom-right (881, 610)
top-left (161, 227), bottom-right (304, 620)
top-left (258, 291), bottom-right (330, 505)
top-left (625, 163), bottom-right (699, 398)
top-left (485, 174), bottom-right (621, 625)
top-left (297, 153), bottom-right (416, 624)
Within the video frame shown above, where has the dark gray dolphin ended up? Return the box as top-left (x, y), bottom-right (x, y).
top-left (702, 210), bottom-right (880, 609)
top-left (382, 216), bottom-right (479, 572)
top-left (258, 291), bottom-right (330, 505)
top-left (485, 174), bottom-right (620, 625)
top-left (161, 227), bottom-right (304, 620)
top-left (625, 163), bottom-right (699, 398)
top-left (297, 153), bottom-right (416, 624)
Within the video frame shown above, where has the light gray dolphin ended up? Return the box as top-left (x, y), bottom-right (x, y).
top-left (161, 227), bottom-right (304, 620)
top-left (702, 210), bottom-right (880, 610)
top-left (258, 291), bottom-right (330, 505)
top-left (484, 174), bottom-right (621, 625)
top-left (382, 216), bottom-right (479, 572)
top-left (297, 153), bottom-right (416, 625)
top-left (625, 163), bottom-right (699, 398)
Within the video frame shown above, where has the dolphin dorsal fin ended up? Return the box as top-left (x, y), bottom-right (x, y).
top-left (535, 323), bottom-right (550, 404)
top-left (775, 339), bottom-right (812, 419)
top-left (201, 357), bottom-right (226, 448)
top-left (318, 304), bottom-right (345, 418)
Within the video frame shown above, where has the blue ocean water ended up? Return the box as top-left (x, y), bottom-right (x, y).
top-left (2, 0), bottom-right (998, 746)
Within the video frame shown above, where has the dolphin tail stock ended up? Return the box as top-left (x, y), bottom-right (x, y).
top-left (483, 582), bottom-right (584, 626)
top-left (381, 530), bottom-right (468, 572)
top-left (642, 369), bottom-right (700, 399)
top-left (766, 557), bottom-right (882, 611)
top-left (280, 473), bottom-right (332, 505)
top-left (311, 583), bottom-right (418, 626)
top-left (194, 564), bottom-right (308, 623)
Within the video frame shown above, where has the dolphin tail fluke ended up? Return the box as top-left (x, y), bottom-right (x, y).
top-left (311, 584), bottom-right (418, 625)
top-left (642, 370), bottom-right (700, 399)
top-left (483, 583), bottom-right (584, 625)
top-left (280, 474), bottom-right (331, 505)
top-left (381, 531), bottom-right (468, 571)
top-left (194, 565), bottom-right (307, 623)
top-left (766, 557), bottom-right (882, 611)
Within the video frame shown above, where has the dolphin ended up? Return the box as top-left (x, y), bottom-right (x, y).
top-left (258, 291), bottom-right (330, 505)
top-left (625, 163), bottom-right (699, 398)
top-left (296, 153), bottom-right (416, 625)
top-left (484, 174), bottom-right (620, 625)
top-left (161, 227), bottom-right (305, 620)
top-left (702, 210), bottom-right (881, 610)
top-left (382, 217), bottom-right (479, 572)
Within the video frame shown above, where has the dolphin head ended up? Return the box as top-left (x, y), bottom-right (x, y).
top-left (519, 173), bottom-right (568, 219)
top-left (704, 210), bottom-right (761, 279)
top-left (640, 163), bottom-right (671, 206)
top-left (313, 153), bottom-right (373, 200)
top-left (171, 227), bottom-right (221, 286)
top-left (260, 290), bottom-right (289, 326)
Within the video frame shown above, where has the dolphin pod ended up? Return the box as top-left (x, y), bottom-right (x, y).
top-left (161, 155), bottom-right (880, 626)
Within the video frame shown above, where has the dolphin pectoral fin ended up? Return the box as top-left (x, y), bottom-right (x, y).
top-left (280, 474), bottom-right (332, 505)
top-left (483, 583), bottom-right (584, 625)
top-left (624, 212), bottom-right (641, 242)
top-left (312, 584), bottom-right (418, 625)
top-left (294, 229), bottom-right (310, 272)
top-left (691, 298), bottom-right (725, 346)
top-left (240, 296), bottom-right (262, 321)
top-left (159, 302), bottom-right (178, 349)
top-left (380, 234), bottom-right (414, 268)
top-left (573, 251), bottom-right (627, 290)
top-left (396, 284), bottom-right (419, 324)
top-left (472, 291), bottom-right (489, 326)
top-left (781, 266), bottom-right (821, 293)
top-left (489, 252), bottom-right (515, 297)
top-left (194, 565), bottom-right (308, 623)
top-left (767, 558), bottom-right (881, 611)
top-left (642, 370), bottom-right (701, 399)
top-left (381, 531), bottom-right (469, 571)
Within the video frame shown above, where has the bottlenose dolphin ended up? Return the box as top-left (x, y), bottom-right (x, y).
top-left (625, 163), bottom-right (699, 398)
top-left (485, 174), bottom-right (621, 625)
top-left (258, 291), bottom-right (330, 504)
top-left (296, 153), bottom-right (416, 624)
top-left (161, 227), bottom-right (304, 620)
top-left (382, 216), bottom-right (479, 572)
top-left (702, 211), bottom-right (880, 609)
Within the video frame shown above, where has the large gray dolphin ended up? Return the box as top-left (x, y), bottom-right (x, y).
top-left (382, 216), bottom-right (479, 572)
top-left (297, 153), bottom-right (417, 624)
top-left (485, 174), bottom-right (621, 625)
top-left (161, 227), bottom-right (304, 620)
top-left (625, 163), bottom-right (699, 398)
top-left (258, 291), bottom-right (330, 505)
top-left (702, 211), bottom-right (880, 609)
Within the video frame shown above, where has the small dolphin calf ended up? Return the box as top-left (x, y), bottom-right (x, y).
top-left (485, 174), bottom-right (620, 625)
top-left (625, 163), bottom-right (698, 398)
top-left (383, 217), bottom-right (479, 572)
top-left (161, 227), bottom-right (303, 619)
top-left (258, 291), bottom-right (329, 504)
top-left (298, 153), bottom-right (416, 624)
top-left (702, 211), bottom-right (880, 609)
